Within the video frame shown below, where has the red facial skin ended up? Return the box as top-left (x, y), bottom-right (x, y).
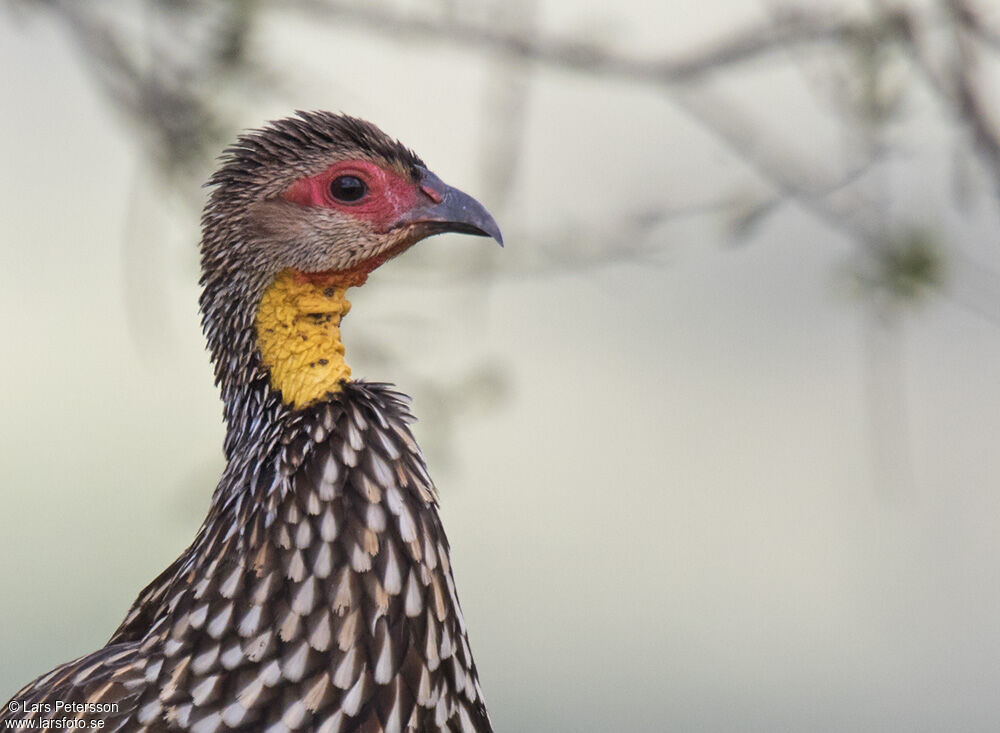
top-left (283, 160), bottom-right (418, 232)
top-left (283, 160), bottom-right (426, 288)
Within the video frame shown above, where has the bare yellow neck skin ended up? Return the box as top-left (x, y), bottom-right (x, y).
top-left (255, 269), bottom-right (352, 408)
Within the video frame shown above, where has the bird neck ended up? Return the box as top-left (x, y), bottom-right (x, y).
top-left (254, 269), bottom-right (353, 409)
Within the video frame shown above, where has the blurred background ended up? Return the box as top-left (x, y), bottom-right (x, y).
top-left (1, 0), bottom-right (999, 730)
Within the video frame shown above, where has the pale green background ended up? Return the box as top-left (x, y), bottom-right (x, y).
top-left (2, 2), bottom-right (1000, 731)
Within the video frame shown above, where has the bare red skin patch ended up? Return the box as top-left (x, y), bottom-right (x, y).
top-left (282, 160), bottom-right (417, 233)
top-left (283, 160), bottom-right (422, 289)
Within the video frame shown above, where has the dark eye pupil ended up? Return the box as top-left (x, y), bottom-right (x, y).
top-left (329, 175), bottom-right (366, 202)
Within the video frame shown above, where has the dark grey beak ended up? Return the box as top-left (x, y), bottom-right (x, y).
top-left (398, 167), bottom-right (503, 247)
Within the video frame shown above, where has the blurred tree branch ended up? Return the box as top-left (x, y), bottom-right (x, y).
top-left (290, 0), bottom-right (893, 83)
top-left (16, 0), bottom-right (1000, 285)
top-left (10, 0), bottom-right (1000, 483)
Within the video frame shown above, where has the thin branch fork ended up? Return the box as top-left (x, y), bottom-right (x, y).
top-left (287, 1), bottom-right (909, 84)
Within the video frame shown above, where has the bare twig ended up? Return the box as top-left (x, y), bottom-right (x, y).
top-left (285, 0), bottom-right (905, 85)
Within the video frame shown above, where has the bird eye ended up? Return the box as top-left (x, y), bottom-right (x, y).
top-left (329, 175), bottom-right (367, 203)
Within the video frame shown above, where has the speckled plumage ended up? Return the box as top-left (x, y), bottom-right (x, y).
top-left (2, 113), bottom-right (494, 732)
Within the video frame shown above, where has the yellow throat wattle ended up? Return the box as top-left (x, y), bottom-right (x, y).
top-left (255, 269), bottom-right (352, 408)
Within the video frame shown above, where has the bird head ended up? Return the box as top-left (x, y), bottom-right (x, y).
top-left (198, 112), bottom-right (502, 419)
